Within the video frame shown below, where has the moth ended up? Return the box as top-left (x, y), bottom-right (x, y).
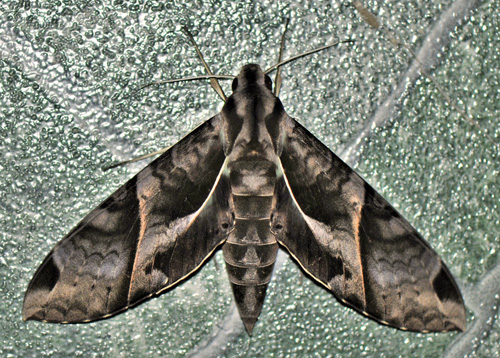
top-left (23, 28), bottom-right (466, 336)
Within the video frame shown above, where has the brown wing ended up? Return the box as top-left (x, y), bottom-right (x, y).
top-left (23, 115), bottom-right (234, 323)
top-left (271, 116), bottom-right (466, 332)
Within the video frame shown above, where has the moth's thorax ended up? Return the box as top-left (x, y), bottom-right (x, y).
top-left (221, 64), bottom-right (286, 163)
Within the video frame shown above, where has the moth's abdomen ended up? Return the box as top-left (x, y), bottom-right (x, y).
top-left (223, 160), bottom-right (279, 334)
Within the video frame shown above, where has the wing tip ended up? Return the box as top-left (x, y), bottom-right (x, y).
top-left (452, 315), bottom-right (467, 333)
top-left (21, 304), bottom-right (38, 322)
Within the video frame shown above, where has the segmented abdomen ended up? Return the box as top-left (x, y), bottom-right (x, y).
top-left (222, 160), bottom-right (279, 334)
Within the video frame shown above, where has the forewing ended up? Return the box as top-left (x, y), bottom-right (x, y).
top-left (23, 115), bottom-right (233, 323)
top-left (271, 116), bottom-right (466, 332)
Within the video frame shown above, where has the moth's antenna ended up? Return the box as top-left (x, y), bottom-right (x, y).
top-left (183, 26), bottom-right (227, 101)
top-left (273, 18), bottom-right (290, 97)
top-left (264, 39), bottom-right (355, 75)
top-left (107, 29), bottom-right (352, 172)
top-left (353, 0), bottom-right (498, 148)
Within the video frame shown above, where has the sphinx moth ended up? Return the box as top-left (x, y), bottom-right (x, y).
top-left (23, 56), bottom-right (466, 335)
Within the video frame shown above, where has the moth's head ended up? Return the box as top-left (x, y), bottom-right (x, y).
top-left (232, 64), bottom-right (273, 94)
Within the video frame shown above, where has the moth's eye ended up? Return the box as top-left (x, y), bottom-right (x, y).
top-left (231, 78), bottom-right (239, 91)
top-left (264, 75), bottom-right (272, 90)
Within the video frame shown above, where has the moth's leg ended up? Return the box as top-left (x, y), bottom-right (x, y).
top-left (273, 18), bottom-right (290, 97)
top-left (104, 27), bottom-right (231, 172)
top-left (183, 26), bottom-right (227, 101)
top-left (102, 146), bottom-right (171, 171)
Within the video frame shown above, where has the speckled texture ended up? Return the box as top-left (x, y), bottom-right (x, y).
top-left (1, 0), bottom-right (498, 357)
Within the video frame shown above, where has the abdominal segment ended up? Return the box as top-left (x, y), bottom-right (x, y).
top-left (222, 160), bottom-right (279, 334)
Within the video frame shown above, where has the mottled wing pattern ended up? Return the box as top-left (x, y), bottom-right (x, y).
top-left (271, 116), bottom-right (466, 332)
top-left (23, 115), bottom-right (234, 323)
